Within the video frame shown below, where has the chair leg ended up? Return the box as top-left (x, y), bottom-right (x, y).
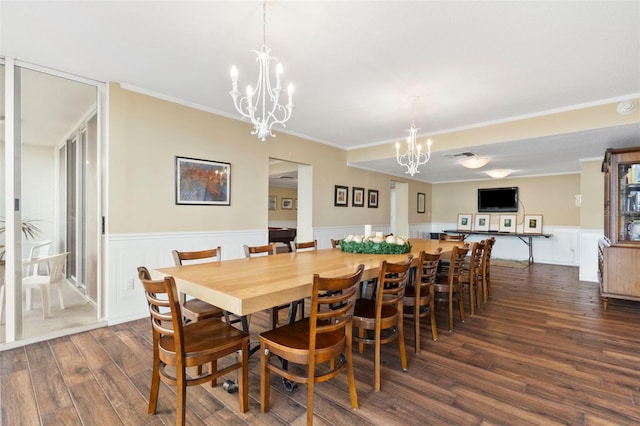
top-left (148, 350), bottom-right (161, 414)
top-left (448, 298), bottom-right (454, 332)
top-left (307, 358), bottom-right (316, 426)
top-left (398, 316), bottom-right (408, 372)
top-left (0, 284), bottom-right (5, 325)
top-left (40, 285), bottom-right (50, 318)
top-left (468, 282), bottom-right (475, 316)
top-left (345, 331), bottom-right (358, 409)
top-left (374, 329), bottom-right (381, 391)
top-left (26, 287), bottom-right (33, 310)
top-left (414, 306), bottom-right (421, 353)
top-left (55, 280), bottom-right (65, 309)
top-left (429, 300), bottom-right (438, 341)
top-left (176, 365), bottom-right (187, 426)
top-left (239, 341), bottom-right (249, 413)
top-left (358, 328), bottom-right (366, 353)
top-left (260, 345), bottom-right (271, 413)
top-left (458, 294), bottom-right (466, 323)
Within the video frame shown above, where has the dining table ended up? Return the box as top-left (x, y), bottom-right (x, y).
top-left (153, 238), bottom-right (461, 319)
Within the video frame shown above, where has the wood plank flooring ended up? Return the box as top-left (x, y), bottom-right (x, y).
top-left (2, 263), bottom-right (640, 425)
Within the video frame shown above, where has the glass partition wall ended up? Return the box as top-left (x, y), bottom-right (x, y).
top-left (1, 59), bottom-right (102, 345)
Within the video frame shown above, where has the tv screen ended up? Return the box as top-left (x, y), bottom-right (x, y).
top-left (478, 187), bottom-right (518, 212)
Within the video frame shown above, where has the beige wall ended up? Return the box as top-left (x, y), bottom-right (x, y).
top-left (108, 84), bottom-right (428, 233)
top-left (268, 186), bottom-right (297, 222)
top-left (580, 159), bottom-right (604, 229)
top-left (432, 174), bottom-right (581, 228)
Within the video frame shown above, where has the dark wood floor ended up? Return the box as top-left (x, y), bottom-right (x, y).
top-left (3, 263), bottom-right (640, 425)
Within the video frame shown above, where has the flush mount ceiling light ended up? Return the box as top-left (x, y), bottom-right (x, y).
top-left (617, 100), bottom-right (637, 115)
top-left (486, 169), bottom-right (512, 178)
top-left (229, 2), bottom-right (294, 141)
top-left (460, 156), bottom-right (490, 169)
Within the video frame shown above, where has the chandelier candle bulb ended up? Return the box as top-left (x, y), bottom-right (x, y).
top-left (276, 63), bottom-right (283, 89)
top-left (230, 66), bottom-right (238, 92)
top-left (287, 84), bottom-right (294, 107)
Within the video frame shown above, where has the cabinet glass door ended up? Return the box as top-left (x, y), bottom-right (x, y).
top-left (618, 163), bottom-right (640, 241)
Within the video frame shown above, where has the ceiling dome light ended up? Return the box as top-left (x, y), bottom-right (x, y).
top-left (460, 156), bottom-right (490, 169)
top-left (617, 100), bottom-right (637, 115)
top-left (486, 169), bottom-right (512, 178)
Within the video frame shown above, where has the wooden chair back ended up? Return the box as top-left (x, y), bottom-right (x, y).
top-left (406, 248), bottom-right (442, 351)
top-left (330, 238), bottom-right (341, 248)
top-left (376, 255), bottom-right (413, 314)
top-left (439, 233), bottom-right (465, 242)
top-left (482, 237), bottom-right (496, 301)
top-left (243, 243), bottom-right (277, 258)
top-left (172, 247), bottom-right (221, 265)
top-left (434, 244), bottom-right (470, 331)
top-left (291, 240), bottom-right (317, 252)
top-left (464, 241), bottom-right (485, 315)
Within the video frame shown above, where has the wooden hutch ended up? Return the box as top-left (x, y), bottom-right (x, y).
top-left (598, 147), bottom-right (640, 309)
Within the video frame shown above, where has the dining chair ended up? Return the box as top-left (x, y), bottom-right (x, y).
top-left (461, 241), bottom-right (485, 316)
top-left (353, 254), bottom-right (413, 391)
top-left (482, 237), bottom-right (496, 302)
top-left (330, 238), bottom-right (341, 248)
top-left (259, 264), bottom-right (364, 426)
top-left (439, 233), bottom-right (465, 242)
top-left (244, 243), bottom-right (304, 329)
top-left (434, 244), bottom-right (470, 332)
top-left (290, 239), bottom-right (317, 252)
top-left (404, 248), bottom-right (441, 353)
top-left (172, 247), bottom-right (226, 323)
top-left (22, 252), bottom-right (69, 318)
top-left (137, 266), bottom-right (249, 426)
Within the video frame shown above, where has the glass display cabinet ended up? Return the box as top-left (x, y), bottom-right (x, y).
top-left (599, 147), bottom-right (640, 309)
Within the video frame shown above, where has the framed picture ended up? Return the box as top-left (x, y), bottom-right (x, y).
top-left (474, 214), bottom-right (490, 232)
top-left (281, 197), bottom-right (293, 210)
top-left (335, 185), bottom-right (349, 207)
top-left (175, 156), bottom-right (230, 205)
top-left (499, 214), bottom-right (517, 233)
top-left (368, 189), bottom-right (379, 208)
top-left (352, 187), bottom-right (365, 207)
top-left (524, 214), bottom-right (543, 234)
top-left (417, 192), bottom-right (426, 213)
top-left (457, 213), bottom-right (472, 231)
top-left (268, 195), bottom-right (277, 211)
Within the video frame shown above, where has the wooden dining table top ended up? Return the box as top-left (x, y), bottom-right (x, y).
top-left (153, 238), bottom-right (460, 317)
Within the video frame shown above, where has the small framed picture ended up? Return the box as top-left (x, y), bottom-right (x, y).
top-left (524, 214), bottom-right (543, 234)
top-left (474, 214), bottom-right (490, 232)
top-left (457, 213), bottom-right (473, 231)
top-left (335, 185), bottom-right (349, 207)
top-left (417, 192), bottom-right (426, 213)
top-left (175, 156), bottom-right (231, 205)
top-left (368, 189), bottom-right (379, 208)
top-left (268, 195), bottom-right (277, 211)
top-left (499, 214), bottom-right (517, 233)
top-left (281, 198), bottom-right (293, 210)
top-left (352, 187), bottom-right (365, 207)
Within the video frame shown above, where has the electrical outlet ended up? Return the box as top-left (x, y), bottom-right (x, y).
top-left (125, 278), bottom-right (135, 291)
top-left (574, 194), bottom-right (582, 207)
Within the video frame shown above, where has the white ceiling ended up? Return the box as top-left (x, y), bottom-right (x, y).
top-left (1, 1), bottom-right (639, 184)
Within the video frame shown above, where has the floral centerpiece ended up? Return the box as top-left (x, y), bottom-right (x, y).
top-left (339, 234), bottom-right (411, 254)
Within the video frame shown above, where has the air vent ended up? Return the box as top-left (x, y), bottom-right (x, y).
top-left (443, 151), bottom-right (476, 158)
top-left (279, 176), bottom-right (294, 179)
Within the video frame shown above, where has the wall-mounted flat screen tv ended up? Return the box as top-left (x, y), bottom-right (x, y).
top-left (477, 187), bottom-right (518, 212)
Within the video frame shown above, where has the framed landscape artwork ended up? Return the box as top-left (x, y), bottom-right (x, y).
top-left (175, 156), bottom-right (230, 205)
top-left (499, 214), bottom-right (517, 233)
top-left (352, 187), bottom-right (365, 207)
top-left (524, 214), bottom-right (543, 234)
top-left (281, 198), bottom-right (293, 210)
top-left (457, 213), bottom-right (472, 231)
top-left (335, 185), bottom-right (349, 207)
top-left (368, 189), bottom-right (379, 208)
top-left (474, 214), bottom-right (490, 232)
top-left (417, 192), bottom-right (426, 213)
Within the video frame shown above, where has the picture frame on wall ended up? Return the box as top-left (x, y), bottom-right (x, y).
top-left (524, 214), bottom-right (543, 234)
top-left (417, 192), bottom-right (426, 213)
top-left (457, 213), bottom-right (473, 231)
top-left (474, 214), bottom-right (490, 231)
top-left (368, 189), bottom-right (379, 208)
top-left (334, 185), bottom-right (349, 207)
top-left (352, 187), bottom-right (365, 207)
top-left (268, 195), bottom-right (277, 211)
top-left (175, 156), bottom-right (230, 206)
top-left (281, 198), bottom-right (293, 210)
top-left (499, 214), bottom-right (517, 233)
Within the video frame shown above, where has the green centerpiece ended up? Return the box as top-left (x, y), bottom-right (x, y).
top-left (339, 235), bottom-right (411, 254)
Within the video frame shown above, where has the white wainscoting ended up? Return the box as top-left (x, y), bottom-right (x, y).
top-left (107, 229), bottom-right (267, 325)
top-left (107, 224), bottom-right (601, 325)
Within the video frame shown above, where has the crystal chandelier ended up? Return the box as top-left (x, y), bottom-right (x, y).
top-left (229, 2), bottom-right (294, 141)
top-left (396, 96), bottom-right (432, 176)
